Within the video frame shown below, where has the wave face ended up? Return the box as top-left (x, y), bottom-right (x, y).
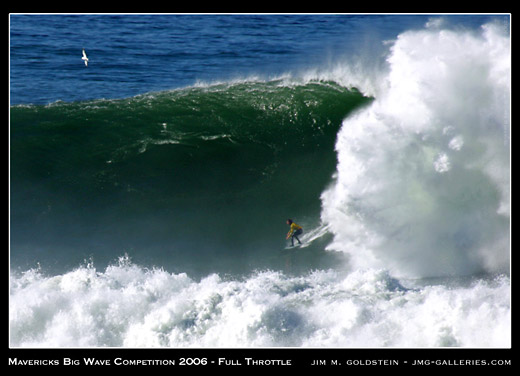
top-left (321, 22), bottom-right (511, 279)
top-left (10, 79), bottom-right (370, 275)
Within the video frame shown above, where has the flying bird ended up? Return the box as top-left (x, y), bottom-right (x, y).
top-left (82, 49), bottom-right (89, 67)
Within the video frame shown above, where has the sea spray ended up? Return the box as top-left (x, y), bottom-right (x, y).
top-left (321, 22), bottom-right (510, 278)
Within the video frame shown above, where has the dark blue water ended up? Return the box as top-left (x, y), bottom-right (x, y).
top-left (10, 14), bottom-right (496, 105)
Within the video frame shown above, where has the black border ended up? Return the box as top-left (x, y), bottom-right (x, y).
top-left (7, 9), bottom-right (513, 371)
top-left (5, 348), bottom-right (514, 369)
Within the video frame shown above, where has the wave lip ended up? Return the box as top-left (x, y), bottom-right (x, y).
top-left (321, 22), bottom-right (510, 279)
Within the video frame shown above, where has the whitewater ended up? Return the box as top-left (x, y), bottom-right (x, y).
top-left (10, 19), bottom-right (510, 348)
top-left (9, 256), bottom-right (510, 347)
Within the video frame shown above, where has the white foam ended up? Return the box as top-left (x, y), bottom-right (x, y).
top-left (9, 260), bottom-right (510, 347)
top-left (321, 22), bottom-right (510, 279)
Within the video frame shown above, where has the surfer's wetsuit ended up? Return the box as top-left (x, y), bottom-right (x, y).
top-left (287, 222), bottom-right (303, 246)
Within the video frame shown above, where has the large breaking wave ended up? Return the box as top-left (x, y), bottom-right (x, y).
top-left (10, 21), bottom-right (510, 348)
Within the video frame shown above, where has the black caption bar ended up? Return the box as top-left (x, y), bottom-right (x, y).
top-left (7, 348), bottom-right (512, 369)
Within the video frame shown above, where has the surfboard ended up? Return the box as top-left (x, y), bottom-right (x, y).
top-left (298, 224), bottom-right (330, 248)
top-left (284, 224), bottom-right (330, 249)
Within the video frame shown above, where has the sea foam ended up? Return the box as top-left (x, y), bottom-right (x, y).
top-left (9, 257), bottom-right (510, 347)
top-left (321, 22), bottom-right (510, 279)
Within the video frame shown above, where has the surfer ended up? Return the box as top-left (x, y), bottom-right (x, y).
top-left (286, 219), bottom-right (303, 246)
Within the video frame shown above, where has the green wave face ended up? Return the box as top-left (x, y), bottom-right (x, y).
top-left (10, 80), bottom-right (371, 275)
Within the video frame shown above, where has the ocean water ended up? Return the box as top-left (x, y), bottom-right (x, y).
top-left (9, 14), bottom-right (510, 348)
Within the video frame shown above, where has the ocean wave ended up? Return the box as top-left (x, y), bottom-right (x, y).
top-left (10, 78), bottom-right (370, 275)
top-left (9, 20), bottom-right (510, 349)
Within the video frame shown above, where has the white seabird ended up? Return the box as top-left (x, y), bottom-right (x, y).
top-left (82, 49), bottom-right (89, 67)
